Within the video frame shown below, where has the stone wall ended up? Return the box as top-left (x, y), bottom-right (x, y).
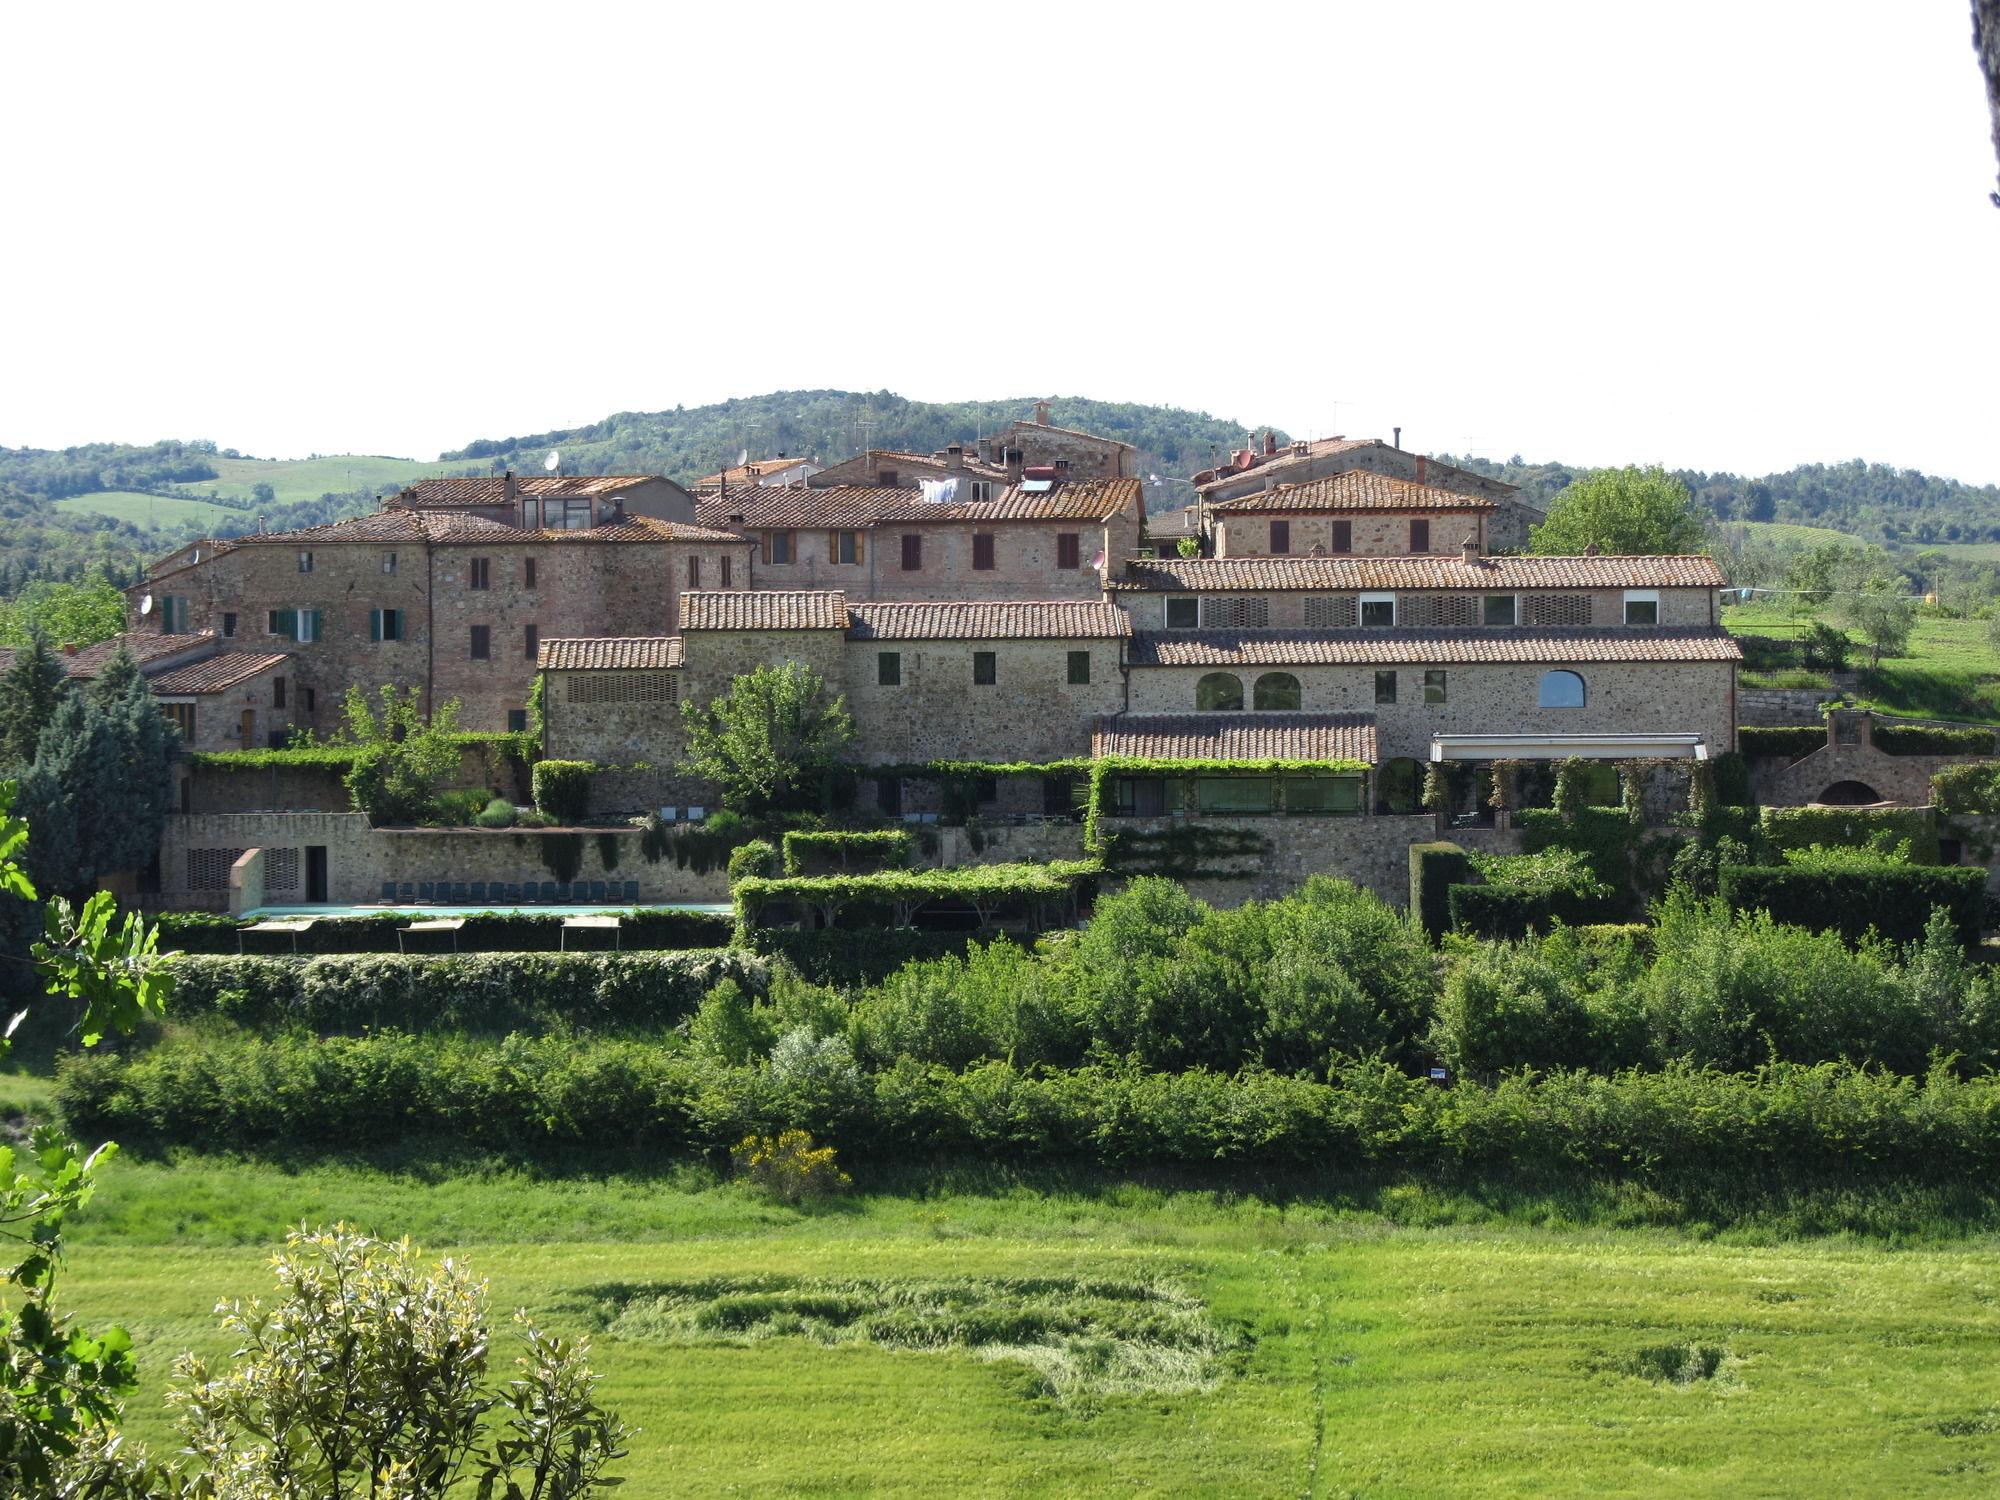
top-left (183, 743), bottom-right (529, 816)
top-left (1138, 812), bottom-right (1440, 907)
top-left (1739, 686), bottom-right (1841, 725)
top-left (841, 637), bottom-right (1124, 763)
top-left (1213, 510), bottom-right (1490, 559)
top-left (746, 520), bottom-right (1118, 602)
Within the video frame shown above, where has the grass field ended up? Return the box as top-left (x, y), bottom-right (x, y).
top-left (1930, 542), bottom-right (2000, 563)
top-left (1721, 600), bottom-right (2000, 723)
top-left (1729, 520), bottom-right (1868, 549)
top-left (52, 490), bottom-right (250, 528)
top-left (168, 453), bottom-right (478, 508)
top-left (47, 1152), bottom-right (2000, 1497)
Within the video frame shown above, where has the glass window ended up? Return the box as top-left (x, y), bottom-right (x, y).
top-left (1196, 672), bottom-right (1244, 711)
top-left (1483, 594), bottom-right (1517, 626)
top-left (973, 651), bottom-right (997, 685)
top-left (1331, 520), bottom-right (1353, 553)
top-left (1270, 519), bottom-right (1290, 554)
top-left (1285, 776), bottom-right (1361, 815)
top-left (469, 558), bottom-right (490, 590)
top-left (383, 551), bottom-right (398, 575)
top-left (1253, 672), bottom-right (1301, 710)
top-left (1114, 777), bottom-right (1169, 817)
top-left (1538, 669), bottom-right (1585, 708)
top-left (1624, 590), bottom-right (1659, 625)
top-left (1165, 595), bottom-right (1200, 629)
top-left (768, 531), bottom-right (793, 565)
top-left (1360, 593), bottom-right (1395, 627)
top-left (901, 533), bottom-right (922, 570)
top-left (1374, 670), bottom-right (1397, 704)
top-left (221, 612), bottom-right (237, 639)
top-left (876, 776), bottom-right (902, 815)
top-left (1424, 669), bottom-right (1447, 704)
top-left (507, 709), bottom-right (529, 733)
top-left (833, 531), bottom-right (860, 565)
top-left (878, 651), bottom-right (901, 686)
top-left (687, 556), bottom-right (701, 588)
top-left (973, 533), bottom-right (996, 570)
top-left (469, 625), bottom-right (490, 660)
top-left (1197, 776), bottom-right (1275, 814)
top-left (1066, 650), bottom-right (1090, 685)
top-left (298, 551), bottom-right (314, 573)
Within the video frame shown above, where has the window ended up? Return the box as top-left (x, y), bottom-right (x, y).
top-left (1113, 777), bottom-right (1171, 817)
top-left (766, 530), bottom-right (793, 565)
top-left (972, 651), bottom-right (997, 685)
top-left (1424, 669), bottom-right (1448, 704)
top-left (507, 709), bottom-right (529, 733)
top-left (720, 555), bottom-right (732, 586)
top-left (1623, 589), bottom-right (1660, 625)
top-left (383, 551), bottom-right (398, 575)
top-left (221, 611), bottom-right (237, 639)
top-left (975, 776), bottom-right (998, 804)
top-left (523, 557), bottom-right (537, 588)
top-left (878, 651), bottom-right (902, 686)
top-left (1066, 650), bottom-right (1091, 685)
top-left (1253, 672), bottom-right (1301, 710)
top-left (1269, 519), bottom-right (1290, 555)
top-left (876, 776), bottom-right (902, 815)
top-left (1197, 776), bottom-right (1275, 814)
top-left (969, 480), bottom-right (993, 502)
top-left (1331, 520), bottom-right (1353, 553)
top-left (831, 531), bottom-right (861, 565)
top-left (687, 555), bottom-right (701, 588)
top-left (370, 608), bottom-right (403, 642)
top-left (162, 702), bottom-right (195, 740)
top-left (470, 625), bottom-right (490, 660)
top-left (159, 595), bottom-right (189, 633)
top-left (1202, 596), bottom-right (1270, 628)
top-left (1360, 593), bottom-right (1396, 628)
top-left (1538, 669), bottom-right (1586, 708)
top-left (1304, 596), bottom-right (1359, 628)
top-left (524, 624), bottom-right (539, 660)
top-left (1285, 776), bottom-right (1361, 815)
top-left (1196, 671), bottom-right (1245, 711)
top-left (1409, 518), bottom-right (1431, 553)
top-left (1165, 595), bottom-right (1200, 629)
top-left (1483, 594), bottom-right (1517, 626)
top-left (469, 557), bottom-right (490, 590)
top-left (272, 677), bottom-right (287, 709)
top-left (901, 533), bottom-right (923, 571)
top-left (1057, 532), bottom-right (1082, 569)
top-left (878, 469), bottom-right (900, 488)
top-left (1042, 776), bottom-right (1077, 817)
top-left (285, 608), bottom-right (323, 644)
top-left (304, 687), bottom-right (316, 713)
top-left (298, 550), bottom-right (314, 573)
top-left (1374, 670), bottom-right (1397, 704)
top-left (973, 533), bottom-right (996, 571)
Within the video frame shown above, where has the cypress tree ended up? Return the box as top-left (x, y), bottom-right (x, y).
top-left (0, 629), bottom-right (72, 771)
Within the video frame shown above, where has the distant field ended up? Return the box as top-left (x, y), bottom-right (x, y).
top-left (1929, 541), bottom-right (2000, 562)
top-left (168, 453), bottom-right (484, 508)
top-left (1722, 600), bottom-right (2000, 722)
top-left (1729, 520), bottom-right (1867, 548)
top-left (53, 490), bottom-right (250, 528)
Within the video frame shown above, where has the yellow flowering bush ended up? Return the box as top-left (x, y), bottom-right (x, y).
top-left (731, 1130), bottom-right (852, 1202)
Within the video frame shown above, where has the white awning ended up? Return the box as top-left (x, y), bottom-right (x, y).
top-left (1430, 733), bottom-right (1707, 762)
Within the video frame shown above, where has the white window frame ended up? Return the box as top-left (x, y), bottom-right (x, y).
top-left (1359, 592), bottom-right (1396, 628)
top-left (1623, 589), bottom-right (1660, 625)
top-left (294, 607), bottom-right (318, 644)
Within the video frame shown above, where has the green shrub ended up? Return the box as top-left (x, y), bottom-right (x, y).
top-left (474, 797), bottom-right (518, 829)
top-left (1445, 884), bottom-right (1619, 941)
top-left (1719, 864), bottom-right (1984, 948)
top-left (1738, 726), bottom-right (1826, 760)
top-left (687, 977), bottom-right (777, 1065)
top-left (1408, 842), bottom-right (1471, 942)
top-left (531, 760), bottom-right (594, 823)
top-left (1760, 805), bottom-right (1939, 862)
top-left (1516, 807), bottom-right (1641, 894)
top-left (850, 938), bottom-right (1084, 1071)
top-left (1710, 752), bottom-right (1752, 807)
top-left (728, 839), bottom-right (779, 883)
top-left (1873, 724), bottom-right (1995, 756)
top-left (432, 788), bottom-right (492, 826)
top-left (1933, 762), bottom-right (2000, 815)
top-left (781, 830), bottom-right (913, 876)
top-left (732, 1130), bottom-right (851, 1201)
top-left (153, 908), bottom-right (734, 956)
top-left (739, 928), bottom-right (995, 987)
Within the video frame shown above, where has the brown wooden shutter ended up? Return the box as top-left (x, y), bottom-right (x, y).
top-left (760, 533), bottom-right (771, 565)
top-left (828, 530), bottom-right (839, 563)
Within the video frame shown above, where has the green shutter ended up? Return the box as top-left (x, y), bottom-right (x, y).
top-left (370, 609), bottom-right (382, 642)
top-left (309, 609), bottom-right (324, 642)
top-left (278, 608), bottom-right (297, 640)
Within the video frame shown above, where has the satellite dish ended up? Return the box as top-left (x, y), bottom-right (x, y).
top-left (139, 594), bottom-right (154, 616)
top-left (736, 448), bottom-right (750, 467)
top-left (544, 450), bottom-right (561, 473)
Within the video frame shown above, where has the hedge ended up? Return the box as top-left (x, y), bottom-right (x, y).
top-left (1517, 807), bottom-right (1639, 891)
top-left (154, 908), bottom-right (735, 956)
top-left (781, 829), bottom-right (913, 876)
top-left (1408, 843), bottom-right (1471, 942)
top-left (1873, 723), bottom-right (1996, 756)
top-left (1760, 805), bottom-right (1939, 862)
top-left (734, 861), bottom-right (1098, 932)
top-left (57, 1042), bottom-right (2000, 1179)
top-left (1933, 763), bottom-right (2000, 816)
top-left (532, 760), bottom-right (593, 823)
top-left (739, 928), bottom-right (1004, 987)
top-left (1738, 726), bottom-right (1826, 760)
top-left (1445, 884), bottom-right (1620, 941)
top-left (1718, 864), bottom-right (1985, 947)
top-left (160, 949), bottom-right (764, 1033)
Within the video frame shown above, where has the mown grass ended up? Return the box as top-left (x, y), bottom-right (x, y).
top-left (1723, 601), bottom-right (2000, 723)
top-left (51, 490), bottom-right (247, 528)
top-left (169, 454), bottom-right (475, 508)
top-left (47, 1151), bottom-right (2000, 1497)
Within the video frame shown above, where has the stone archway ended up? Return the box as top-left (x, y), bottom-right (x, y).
top-left (1816, 780), bottom-right (1884, 806)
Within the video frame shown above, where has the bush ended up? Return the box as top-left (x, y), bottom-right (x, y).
top-left (850, 938), bottom-right (1084, 1071)
top-left (1799, 619), bottom-right (1851, 672)
top-left (1933, 762), bottom-right (2000, 815)
top-left (432, 788), bottom-right (491, 826)
top-left (1446, 884), bottom-right (1619, 941)
top-left (474, 797), bottom-right (518, 829)
top-left (1719, 864), bottom-right (1985, 948)
top-left (1738, 726), bottom-right (1826, 760)
top-left (739, 928), bottom-right (995, 987)
top-left (781, 830), bottom-right (913, 876)
top-left (161, 949), bottom-right (766, 1034)
top-left (1408, 842), bottom-right (1471, 942)
top-left (154, 908), bottom-right (735, 956)
top-left (731, 1130), bottom-right (851, 1202)
top-left (1516, 807), bottom-right (1640, 894)
top-left (1761, 805), bottom-right (1939, 862)
top-left (727, 839), bottom-right (779, 882)
top-left (1873, 724), bottom-right (1995, 756)
top-left (531, 760), bottom-right (593, 823)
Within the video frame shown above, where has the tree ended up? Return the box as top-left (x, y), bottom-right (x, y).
top-left (0, 579), bottom-right (126, 652)
top-left (1529, 466), bottom-right (1707, 556)
top-left (249, 481), bottom-right (276, 507)
top-left (1988, 611), bottom-right (2000, 658)
top-left (0, 631), bottom-right (70, 770)
top-left (679, 662), bottom-right (853, 814)
top-left (1839, 580), bottom-right (1917, 667)
top-left (330, 686), bottom-right (464, 825)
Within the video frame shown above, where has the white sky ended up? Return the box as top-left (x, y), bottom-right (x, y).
top-left (4, 1), bottom-right (1997, 483)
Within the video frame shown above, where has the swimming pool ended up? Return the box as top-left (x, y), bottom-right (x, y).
top-left (240, 902), bottom-right (735, 920)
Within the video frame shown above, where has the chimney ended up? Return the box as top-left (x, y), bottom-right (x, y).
top-left (975, 438), bottom-right (992, 465)
top-left (1033, 400), bottom-right (1051, 427)
top-left (1264, 430), bottom-right (1278, 457)
top-left (1415, 456), bottom-right (1428, 483)
top-left (1054, 459), bottom-right (1070, 476)
top-left (1291, 440), bottom-right (1308, 457)
top-left (61, 643), bottom-right (77, 656)
top-left (1393, 426), bottom-right (1402, 449)
top-left (1585, 542), bottom-right (1602, 557)
top-left (1263, 474), bottom-right (1277, 493)
top-left (946, 443), bottom-right (964, 471)
top-left (503, 469), bottom-right (518, 503)
top-left (1460, 534), bottom-right (1480, 566)
top-left (1005, 447), bottom-right (1024, 483)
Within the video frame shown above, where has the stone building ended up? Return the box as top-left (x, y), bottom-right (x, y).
top-left (1202, 470), bottom-right (1501, 559)
top-left (694, 456), bottom-right (822, 493)
top-left (807, 403), bottom-right (1136, 489)
top-left (387, 472), bottom-right (697, 528)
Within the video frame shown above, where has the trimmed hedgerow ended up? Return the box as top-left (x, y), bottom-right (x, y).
top-left (1873, 723), bottom-right (1996, 756)
top-left (734, 861), bottom-right (1098, 932)
top-left (780, 829), bottom-right (913, 876)
top-left (1933, 762), bottom-right (2000, 816)
top-left (1737, 726), bottom-right (1827, 760)
top-left (742, 928), bottom-right (1005, 988)
top-left (1719, 864), bottom-right (1985, 947)
top-left (160, 949), bottom-right (764, 1034)
top-left (153, 908), bottom-right (734, 956)
top-left (531, 760), bottom-right (594, 823)
top-left (1407, 843), bottom-right (1471, 942)
top-left (1446, 884), bottom-right (1620, 941)
top-left (1516, 807), bottom-right (1640, 892)
top-left (1760, 805), bottom-right (1939, 862)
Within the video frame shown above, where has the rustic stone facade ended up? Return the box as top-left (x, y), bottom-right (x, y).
top-left (842, 636), bottom-right (1124, 763)
top-left (1213, 509), bottom-right (1490, 559)
top-left (1112, 584), bottom-right (1719, 631)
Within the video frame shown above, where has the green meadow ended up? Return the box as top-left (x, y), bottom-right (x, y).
top-left (50, 1152), bottom-right (2000, 1498)
top-left (1721, 600), bottom-right (2000, 723)
top-left (52, 489), bottom-right (248, 529)
top-left (167, 452), bottom-right (476, 508)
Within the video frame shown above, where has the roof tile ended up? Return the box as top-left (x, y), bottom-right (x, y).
top-left (1110, 555), bottom-right (1726, 591)
top-left (1127, 627), bottom-right (1745, 666)
top-left (1207, 470), bottom-right (1495, 514)
top-left (1092, 712), bottom-right (1378, 762)
top-left (696, 477), bottom-right (1137, 530)
top-left (537, 637), bottom-right (684, 671)
top-left (148, 650), bottom-right (293, 696)
top-left (393, 475), bottom-right (665, 508)
top-left (681, 591), bottom-right (848, 631)
top-left (846, 601), bottom-right (1131, 641)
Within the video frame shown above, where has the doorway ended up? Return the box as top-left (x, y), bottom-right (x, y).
top-left (238, 709), bottom-right (255, 750)
top-left (305, 846), bottom-right (329, 903)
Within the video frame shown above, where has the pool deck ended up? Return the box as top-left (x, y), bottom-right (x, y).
top-left (240, 902), bottom-right (734, 920)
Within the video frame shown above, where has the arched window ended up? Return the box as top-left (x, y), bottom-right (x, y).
top-left (1253, 672), bottom-right (1302, 710)
top-left (1538, 670), bottom-right (1586, 708)
top-left (1196, 672), bottom-right (1245, 711)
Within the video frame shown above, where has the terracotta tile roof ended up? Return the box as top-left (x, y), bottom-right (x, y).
top-left (538, 636), bottom-right (683, 671)
top-left (1207, 471), bottom-right (1495, 514)
top-left (697, 477), bottom-right (1136, 530)
top-left (148, 650), bottom-right (292, 696)
top-left (680, 590), bottom-right (848, 631)
top-left (392, 475), bottom-right (663, 508)
top-left (141, 511), bottom-right (745, 560)
top-left (1192, 436), bottom-right (1377, 488)
top-left (1127, 627), bottom-right (1745, 666)
top-left (696, 457), bottom-right (814, 489)
top-left (876, 477), bottom-right (1139, 524)
top-left (1144, 503), bottom-right (1203, 539)
top-left (0, 631), bottom-right (221, 679)
top-left (1109, 555), bottom-right (1726, 591)
top-left (698, 485), bottom-right (909, 530)
top-left (1092, 712), bottom-right (1378, 763)
top-left (846, 601), bottom-right (1131, 641)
